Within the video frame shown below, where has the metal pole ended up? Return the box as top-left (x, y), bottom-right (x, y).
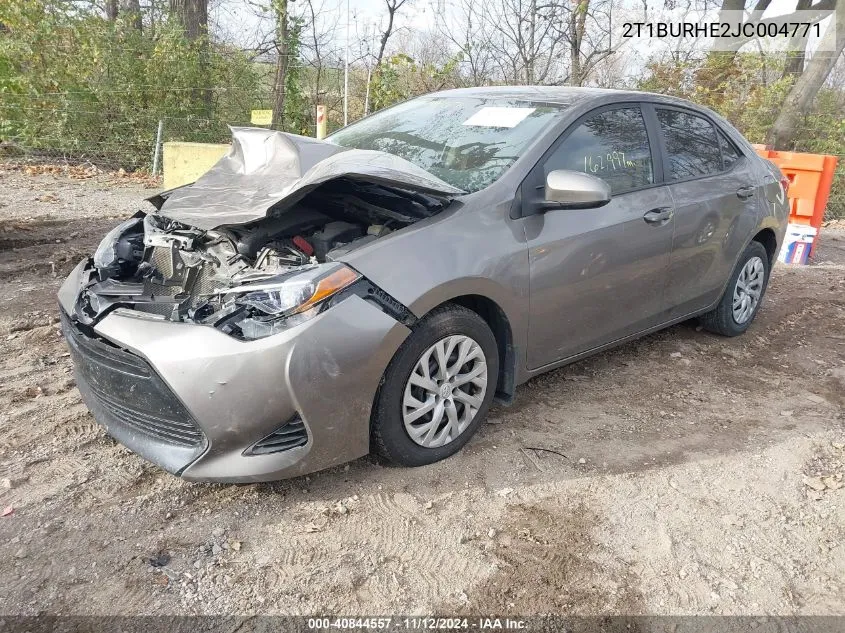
top-left (364, 65), bottom-right (372, 116)
top-left (152, 119), bottom-right (164, 175)
top-left (343, 0), bottom-right (349, 126)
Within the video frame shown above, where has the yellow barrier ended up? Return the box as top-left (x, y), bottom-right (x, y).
top-left (162, 142), bottom-right (230, 189)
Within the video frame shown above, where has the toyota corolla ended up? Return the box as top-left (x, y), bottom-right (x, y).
top-left (58, 87), bottom-right (789, 482)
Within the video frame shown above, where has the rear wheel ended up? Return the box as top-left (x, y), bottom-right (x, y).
top-left (372, 304), bottom-right (498, 467)
top-left (700, 240), bottom-right (770, 337)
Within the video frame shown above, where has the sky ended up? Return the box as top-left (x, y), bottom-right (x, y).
top-left (211, 0), bottom-right (441, 56)
top-left (209, 0), bottom-right (835, 66)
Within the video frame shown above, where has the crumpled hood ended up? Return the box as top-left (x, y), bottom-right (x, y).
top-left (151, 127), bottom-right (465, 230)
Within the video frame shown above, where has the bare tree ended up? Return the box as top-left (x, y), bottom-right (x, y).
top-left (393, 29), bottom-right (463, 93)
top-left (767, 3), bottom-right (845, 147)
top-left (374, 0), bottom-right (409, 68)
top-left (299, 0), bottom-right (345, 124)
top-left (435, 0), bottom-right (496, 86)
top-left (566, 0), bottom-right (620, 86)
top-left (480, 0), bottom-right (622, 86)
top-left (485, 0), bottom-right (567, 84)
top-left (703, 0), bottom-right (834, 89)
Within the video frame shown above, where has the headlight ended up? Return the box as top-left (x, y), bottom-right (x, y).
top-left (93, 217), bottom-right (143, 276)
top-left (216, 263), bottom-right (360, 340)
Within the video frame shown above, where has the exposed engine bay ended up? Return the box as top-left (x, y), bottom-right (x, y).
top-left (75, 178), bottom-right (448, 340)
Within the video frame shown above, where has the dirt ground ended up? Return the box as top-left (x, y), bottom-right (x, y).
top-left (0, 166), bottom-right (843, 617)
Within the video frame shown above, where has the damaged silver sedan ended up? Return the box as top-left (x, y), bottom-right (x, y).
top-left (59, 87), bottom-right (788, 482)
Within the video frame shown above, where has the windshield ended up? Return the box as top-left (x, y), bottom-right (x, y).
top-left (328, 97), bottom-right (566, 193)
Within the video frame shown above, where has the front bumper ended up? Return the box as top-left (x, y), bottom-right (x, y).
top-left (59, 260), bottom-right (411, 482)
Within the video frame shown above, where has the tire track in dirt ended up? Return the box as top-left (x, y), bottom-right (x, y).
top-left (1, 172), bottom-right (844, 616)
top-left (430, 495), bottom-right (645, 616)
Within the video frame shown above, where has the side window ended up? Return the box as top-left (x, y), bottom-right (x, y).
top-left (656, 108), bottom-right (722, 180)
top-left (718, 129), bottom-right (741, 171)
top-left (544, 107), bottom-right (653, 195)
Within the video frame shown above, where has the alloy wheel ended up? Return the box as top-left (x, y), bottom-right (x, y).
top-left (732, 256), bottom-right (765, 324)
top-left (402, 335), bottom-right (488, 448)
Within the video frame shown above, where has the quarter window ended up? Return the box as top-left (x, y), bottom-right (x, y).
top-left (544, 107), bottom-right (654, 194)
top-left (656, 108), bottom-right (723, 180)
top-left (718, 130), bottom-right (741, 171)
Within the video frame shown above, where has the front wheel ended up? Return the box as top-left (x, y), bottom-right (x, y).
top-left (700, 240), bottom-right (770, 337)
top-left (371, 304), bottom-right (498, 467)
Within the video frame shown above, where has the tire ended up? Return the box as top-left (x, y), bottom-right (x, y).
top-left (700, 240), bottom-right (770, 337)
top-left (371, 304), bottom-right (499, 467)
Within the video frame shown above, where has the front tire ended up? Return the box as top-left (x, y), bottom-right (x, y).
top-left (372, 304), bottom-right (498, 467)
top-left (700, 240), bottom-right (770, 337)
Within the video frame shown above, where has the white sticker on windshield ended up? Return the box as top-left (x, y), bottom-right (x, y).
top-left (462, 107), bottom-right (536, 128)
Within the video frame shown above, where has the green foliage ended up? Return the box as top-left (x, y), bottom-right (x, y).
top-left (369, 53), bottom-right (415, 111)
top-left (283, 16), bottom-right (310, 136)
top-left (0, 0), bottom-right (264, 168)
top-left (369, 51), bottom-right (463, 112)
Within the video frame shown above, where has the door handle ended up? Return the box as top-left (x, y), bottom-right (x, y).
top-left (736, 186), bottom-right (755, 199)
top-left (643, 207), bottom-right (673, 225)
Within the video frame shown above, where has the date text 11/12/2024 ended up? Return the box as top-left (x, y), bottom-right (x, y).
top-left (306, 617), bottom-right (528, 630)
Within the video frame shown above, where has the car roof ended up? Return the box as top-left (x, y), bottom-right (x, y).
top-left (425, 86), bottom-right (748, 145)
top-left (426, 85), bottom-right (703, 110)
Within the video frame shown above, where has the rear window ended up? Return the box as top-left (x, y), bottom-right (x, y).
top-left (656, 108), bottom-right (723, 181)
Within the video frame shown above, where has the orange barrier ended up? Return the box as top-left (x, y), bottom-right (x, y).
top-left (752, 145), bottom-right (839, 258)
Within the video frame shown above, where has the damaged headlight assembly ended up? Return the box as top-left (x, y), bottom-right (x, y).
top-left (92, 216), bottom-right (144, 279)
top-left (211, 263), bottom-right (360, 340)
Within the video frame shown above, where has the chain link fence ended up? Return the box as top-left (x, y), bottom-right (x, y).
top-left (0, 95), bottom-right (252, 171)
top-left (1, 87), bottom-right (843, 219)
top-left (825, 160), bottom-right (845, 220)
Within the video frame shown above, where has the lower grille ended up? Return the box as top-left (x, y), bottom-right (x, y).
top-left (246, 416), bottom-right (308, 455)
top-left (61, 311), bottom-right (205, 449)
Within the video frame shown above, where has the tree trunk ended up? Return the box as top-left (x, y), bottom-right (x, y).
top-left (569, 6), bottom-right (579, 86)
top-left (782, 0), bottom-right (812, 79)
top-left (106, 0), bottom-right (119, 21)
top-left (375, 11), bottom-right (395, 68)
top-left (527, 0), bottom-right (536, 83)
top-left (569, 0), bottom-right (589, 86)
top-left (170, 0), bottom-right (211, 112)
top-left (767, 5), bottom-right (845, 149)
top-left (782, 44), bottom-right (808, 78)
top-left (375, 0), bottom-right (406, 68)
top-left (120, 0), bottom-right (142, 30)
top-left (271, 0), bottom-right (290, 131)
top-left (169, 0), bottom-right (208, 40)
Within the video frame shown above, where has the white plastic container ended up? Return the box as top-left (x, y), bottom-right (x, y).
top-left (778, 223), bottom-right (818, 265)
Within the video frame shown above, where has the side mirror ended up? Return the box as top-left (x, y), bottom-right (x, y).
top-left (543, 170), bottom-right (611, 210)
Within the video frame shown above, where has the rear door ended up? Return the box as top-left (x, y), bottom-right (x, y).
top-left (651, 106), bottom-right (761, 318)
top-left (524, 104), bottom-right (675, 369)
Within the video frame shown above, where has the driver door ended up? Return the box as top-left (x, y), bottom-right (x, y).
top-left (523, 104), bottom-right (675, 369)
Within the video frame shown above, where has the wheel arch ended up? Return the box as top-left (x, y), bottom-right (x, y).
top-left (752, 227), bottom-right (778, 267)
top-left (444, 294), bottom-right (517, 404)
